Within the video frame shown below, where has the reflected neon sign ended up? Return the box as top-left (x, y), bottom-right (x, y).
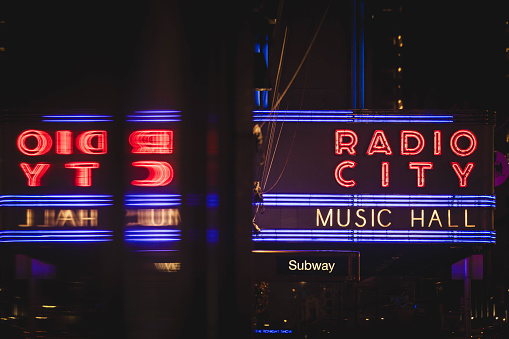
top-left (15, 129), bottom-right (176, 188)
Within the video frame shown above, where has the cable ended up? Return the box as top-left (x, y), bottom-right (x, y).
top-left (271, 0), bottom-right (332, 110)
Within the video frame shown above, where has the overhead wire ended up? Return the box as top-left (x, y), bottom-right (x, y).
top-left (254, 1), bottom-right (331, 231)
top-left (271, 0), bottom-right (332, 110)
top-left (261, 0), bottom-right (332, 192)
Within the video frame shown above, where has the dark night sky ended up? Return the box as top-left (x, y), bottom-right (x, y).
top-left (399, 1), bottom-right (509, 111)
top-left (0, 1), bottom-right (508, 112)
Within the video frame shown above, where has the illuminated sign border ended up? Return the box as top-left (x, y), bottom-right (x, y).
top-left (124, 229), bottom-right (181, 242)
top-left (1, 110), bottom-right (183, 245)
top-left (252, 229), bottom-right (496, 244)
top-left (259, 193), bottom-right (496, 208)
top-left (0, 194), bottom-right (114, 207)
top-left (0, 230), bottom-right (113, 243)
top-left (252, 110), bottom-right (495, 245)
top-left (252, 110), bottom-right (494, 123)
top-left (126, 110), bottom-right (182, 123)
top-left (124, 194), bottom-right (181, 207)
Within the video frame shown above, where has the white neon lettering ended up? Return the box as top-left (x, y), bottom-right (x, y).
top-left (411, 209), bottom-right (425, 227)
top-left (378, 209), bottom-right (391, 227)
top-left (338, 209), bottom-right (351, 227)
top-left (355, 209), bottom-right (366, 227)
top-left (316, 209), bottom-right (333, 226)
top-left (428, 209), bottom-right (443, 228)
top-left (448, 210), bottom-right (458, 228)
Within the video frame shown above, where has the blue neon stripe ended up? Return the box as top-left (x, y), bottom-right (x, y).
top-left (252, 110), bottom-right (454, 123)
top-left (124, 229), bottom-right (181, 242)
top-left (124, 194), bottom-right (181, 207)
top-left (127, 110), bottom-right (182, 122)
top-left (0, 195), bottom-right (114, 207)
top-left (42, 115), bottom-right (114, 122)
top-left (252, 229), bottom-right (496, 244)
top-left (258, 194), bottom-right (496, 208)
top-left (0, 230), bottom-right (113, 243)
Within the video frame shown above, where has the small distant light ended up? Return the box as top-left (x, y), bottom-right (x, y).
top-left (397, 67), bottom-right (402, 72)
top-left (264, 323), bottom-right (270, 327)
top-left (42, 305), bottom-right (56, 309)
top-left (381, 317), bottom-right (384, 320)
top-left (283, 319), bottom-right (287, 323)
top-left (365, 318), bottom-right (370, 321)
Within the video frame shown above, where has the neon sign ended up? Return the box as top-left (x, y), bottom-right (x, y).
top-left (124, 112), bottom-right (181, 247)
top-left (253, 110), bottom-right (495, 244)
top-left (0, 111), bottom-right (181, 244)
top-left (334, 129), bottom-right (477, 188)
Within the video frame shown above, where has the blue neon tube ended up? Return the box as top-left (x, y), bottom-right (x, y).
top-left (258, 194), bottom-right (496, 208)
top-left (252, 229), bottom-right (496, 244)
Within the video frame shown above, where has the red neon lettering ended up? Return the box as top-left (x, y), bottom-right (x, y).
top-left (129, 130), bottom-right (174, 154)
top-left (335, 130), bottom-right (358, 155)
top-left (450, 130), bottom-right (477, 157)
top-left (366, 130), bottom-right (393, 155)
top-left (334, 160), bottom-right (356, 187)
top-left (131, 161), bottom-right (174, 186)
top-left (65, 162), bottom-right (100, 186)
top-left (409, 162), bottom-right (433, 187)
top-left (451, 162), bottom-right (475, 187)
top-left (17, 130), bottom-right (53, 156)
top-left (76, 131), bottom-right (107, 154)
top-left (381, 162), bottom-right (389, 187)
top-left (56, 130), bottom-right (73, 154)
top-left (434, 130), bottom-right (441, 155)
top-left (20, 163), bottom-right (50, 186)
top-left (401, 130), bottom-right (425, 155)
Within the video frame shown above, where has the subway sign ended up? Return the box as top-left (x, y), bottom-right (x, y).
top-left (252, 110), bottom-right (496, 244)
top-left (0, 111), bottom-right (181, 244)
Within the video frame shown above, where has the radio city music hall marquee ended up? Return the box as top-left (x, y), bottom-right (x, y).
top-left (252, 110), bottom-right (496, 245)
top-left (0, 111), bottom-right (181, 243)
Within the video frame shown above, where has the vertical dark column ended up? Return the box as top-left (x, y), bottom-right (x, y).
top-left (178, 2), bottom-right (254, 337)
top-left (130, 1), bottom-right (253, 338)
